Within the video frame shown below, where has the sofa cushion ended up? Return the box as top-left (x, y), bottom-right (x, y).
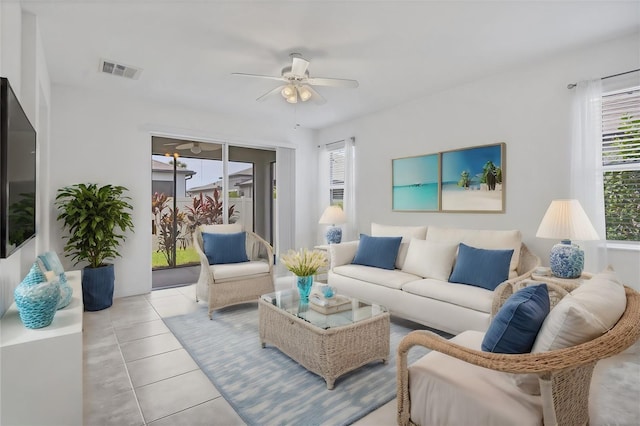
top-left (402, 279), bottom-right (494, 313)
top-left (409, 330), bottom-right (543, 426)
top-left (426, 226), bottom-right (522, 278)
top-left (482, 284), bottom-right (550, 354)
top-left (211, 260), bottom-right (270, 281)
top-left (333, 264), bottom-right (420, 290)
top-left (449, 243), bottom-right (514, 290)
top-left (202, 232), bottom-right (249, 265)
top-left (402, 239), bottom-right (458, 281)
top-left (352, 234), bottom-right (402, 270)
top-left (371, 223), bottom-right (427, 269)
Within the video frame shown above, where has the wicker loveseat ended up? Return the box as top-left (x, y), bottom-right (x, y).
top-left (397, 277), bottom-right (640, 426)
top-left (194, 224), bottom-right (274, 318)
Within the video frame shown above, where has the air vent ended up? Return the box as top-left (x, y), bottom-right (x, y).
top-left (99, 59), bottom-right (142, 80)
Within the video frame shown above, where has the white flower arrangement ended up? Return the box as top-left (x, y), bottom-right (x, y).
top-left (280, 248), bottom-right (328, 277)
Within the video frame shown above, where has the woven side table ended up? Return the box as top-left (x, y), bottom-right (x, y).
top-left (258, 290), bottom-right (390, 390)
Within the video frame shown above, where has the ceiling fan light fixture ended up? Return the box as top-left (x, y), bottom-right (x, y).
top-left (191, 144), bottom-right (202, 154)
top-left (286, 92), bottom-right (298, 103)
top-left (281, 84), bottom-right (295, 98)
top-left (298, 85), bottom-right (312, 102)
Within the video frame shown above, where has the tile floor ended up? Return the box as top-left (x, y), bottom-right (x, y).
top-left (84, 282), bottom-right (638, 426)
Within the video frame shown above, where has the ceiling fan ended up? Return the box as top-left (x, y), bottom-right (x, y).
top-left (232, 53), bottom-right (359, 105)
top-left (174, 142), bottom-right (220, 154)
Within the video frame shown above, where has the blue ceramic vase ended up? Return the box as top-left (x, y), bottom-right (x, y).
top-left (14, 263), bottom-right (61, 329)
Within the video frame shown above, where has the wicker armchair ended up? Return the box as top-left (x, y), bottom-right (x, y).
top-left (397, 280), bottom-right (640, 426)
top-left (194, 225), bottom-right (274, 319)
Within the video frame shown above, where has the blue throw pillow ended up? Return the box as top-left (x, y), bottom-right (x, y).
top-left (352, 234), bottom-right (402, 270)
top-left (482, 283), bottom-right (550, 354)
top-left (202, 232), bottom-right (249, 265)
top-left (448, 243), bottom-right (514, 290)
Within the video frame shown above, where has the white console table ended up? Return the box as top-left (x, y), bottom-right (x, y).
top-left (1, 270), bottom-right (83, 426)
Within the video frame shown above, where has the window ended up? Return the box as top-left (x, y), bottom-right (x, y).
top-left (602, 85), bottom-right (640, 241)
top-left (328, 144), bottom-right (345, 207)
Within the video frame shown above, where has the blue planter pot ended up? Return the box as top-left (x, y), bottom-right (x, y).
top-left (82, 264), bottom-right (115, 311)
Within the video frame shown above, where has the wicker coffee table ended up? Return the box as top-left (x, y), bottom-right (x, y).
top-left (258, 289), bottom-right (390, 390)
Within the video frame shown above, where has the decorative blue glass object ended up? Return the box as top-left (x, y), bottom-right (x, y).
top-left (56, 274), bottom-right (73, 310)
top-left (326, 226), bottom-right (342, 244)
top-left (296, 275), bottom-right (314, 303)
top-left (549, 240), bottom-right (584, 278)
top-left (14, 263), bottom-right (61, 329)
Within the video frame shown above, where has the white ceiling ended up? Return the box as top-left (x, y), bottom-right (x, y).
top-left (22, 0), bottom-right (640, 130)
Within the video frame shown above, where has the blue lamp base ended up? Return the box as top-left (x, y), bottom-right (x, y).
top-left (549, 240), bottom-right (584, 279)
top-left (325, 226), bottom-right (342, 244)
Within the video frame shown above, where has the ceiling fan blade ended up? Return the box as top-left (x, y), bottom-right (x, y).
top-left (175, 142), bottom-right (194, 150)
top-left (200, 143), bottom-right (221, 151)
top-left (256, 85), bottom-right (286, 102)
top-left (305, 86), bottom-right (327, 105)
top-left (306, 77), bottom-right (359, 88)
top-left (231, 72), bottom-right (286, 82)
top-left (291, 57), bottom-right (310, 77)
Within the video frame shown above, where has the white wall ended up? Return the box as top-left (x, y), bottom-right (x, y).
top-left (49, 85), bottom-right (317, 298)
top-left (0, 6), bottom-right (51, 316)
top-left (317, 33), bottom-right (640, 289)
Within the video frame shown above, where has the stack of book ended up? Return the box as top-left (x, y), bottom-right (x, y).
top-left (309, 293), bottom-right (352, 314)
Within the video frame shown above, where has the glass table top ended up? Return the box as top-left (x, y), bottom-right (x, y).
top-left (261, 288), bottom-right (387, 330)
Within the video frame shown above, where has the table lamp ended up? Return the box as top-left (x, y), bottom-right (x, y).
top-left (535, 199), bottom-right (599, 278)
top-left (319, 206), bottom-right (347, 244)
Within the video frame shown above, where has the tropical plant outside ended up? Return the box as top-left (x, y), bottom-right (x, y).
top-left (152, 247), bottom-right (200, 268)
top-left (153, 188), bottom-right (235, 268)
top-left (603, 114), bottom-right (640, 241)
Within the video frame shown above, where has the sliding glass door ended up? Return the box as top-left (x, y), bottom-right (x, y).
top-left (151, 137), bottom-right (275, 287)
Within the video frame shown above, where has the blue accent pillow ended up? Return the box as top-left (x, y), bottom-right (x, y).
top-left (449, 243), bottom-right (514, 290)
top-left (202, 232), bottom-right (249, 265)
top-left (352, 234), bottom-right (402, 270)
top-left (482, 283), bottom-right (550, 353)
top-left (38, 251), bottom-right (67, 284)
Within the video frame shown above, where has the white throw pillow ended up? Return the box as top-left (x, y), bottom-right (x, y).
top-left (371, 223), bottom-right (428, 269)
top-left (401, 239), bottom-right (458, 281)
top-left (515, 266), bottom-right (627, 395)
top-left (532, 266), bottom-right (626, 352)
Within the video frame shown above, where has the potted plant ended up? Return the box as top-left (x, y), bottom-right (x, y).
top-left (56, 183), bottom-right (134, 311)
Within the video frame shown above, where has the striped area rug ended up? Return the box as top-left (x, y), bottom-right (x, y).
top-left (164, 304), bottom-right (448, 426)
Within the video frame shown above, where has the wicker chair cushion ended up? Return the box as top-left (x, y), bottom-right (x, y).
top-left (426, 227), bottom-right (522, 278)
top-left (371, 223), bottom-right (427, 269)
top-left (515, 268), bottom-right (627, 395)
top-left (401, 279), bottom-right (494, 313)
top-left (482, 284), bottom-right (549, 353)
top-left (211, 260), bottom-right (270, 280)
top-left (200, 224), bottom-right (242, 234)
top-left (408, 330), bottom-right (542, 426)
top-left (352, 234), bottom-right (402, 270)
top-left (401, 239), bottom-right (458, 281)
top-left (449, 243), bottom-right (514, 291)
top-left (202, 232), bottom-right (249, 265)
top-left (332, 264), bottom-right (418, 290)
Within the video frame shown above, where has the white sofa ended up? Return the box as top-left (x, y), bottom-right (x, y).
top-left (327, 224), bottom-right (540, 335)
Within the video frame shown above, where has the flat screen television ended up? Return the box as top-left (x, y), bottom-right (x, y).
top-left (0, 77), bottom-right (36, 258)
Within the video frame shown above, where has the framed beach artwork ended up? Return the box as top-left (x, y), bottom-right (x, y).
top-left (392, 154), bottom-right (440, 211)
top-left (440, 142), bottom-right (505, 212)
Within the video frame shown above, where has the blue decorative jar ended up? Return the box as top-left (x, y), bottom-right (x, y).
top-left (14, 263), bottom-right (61, 329)
top-left (296, 275), bottom-right (314, 303)
top-left (549, 240), bottom-right (584, 279)
top-left (326, 226), bottom-right (343, 244)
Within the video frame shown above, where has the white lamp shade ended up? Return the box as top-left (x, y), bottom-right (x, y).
top-left (319, 206), bottom-right (347, 225)
top-left (536, 199), bottom-right (599, 241)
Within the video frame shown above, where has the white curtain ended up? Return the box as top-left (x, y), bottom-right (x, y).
top-left (343, 137), bottom-right (357, 241)
top-left (570, 79), bottom-right (608, 272)
top-left (276, 147), bottom-right (295, 258)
